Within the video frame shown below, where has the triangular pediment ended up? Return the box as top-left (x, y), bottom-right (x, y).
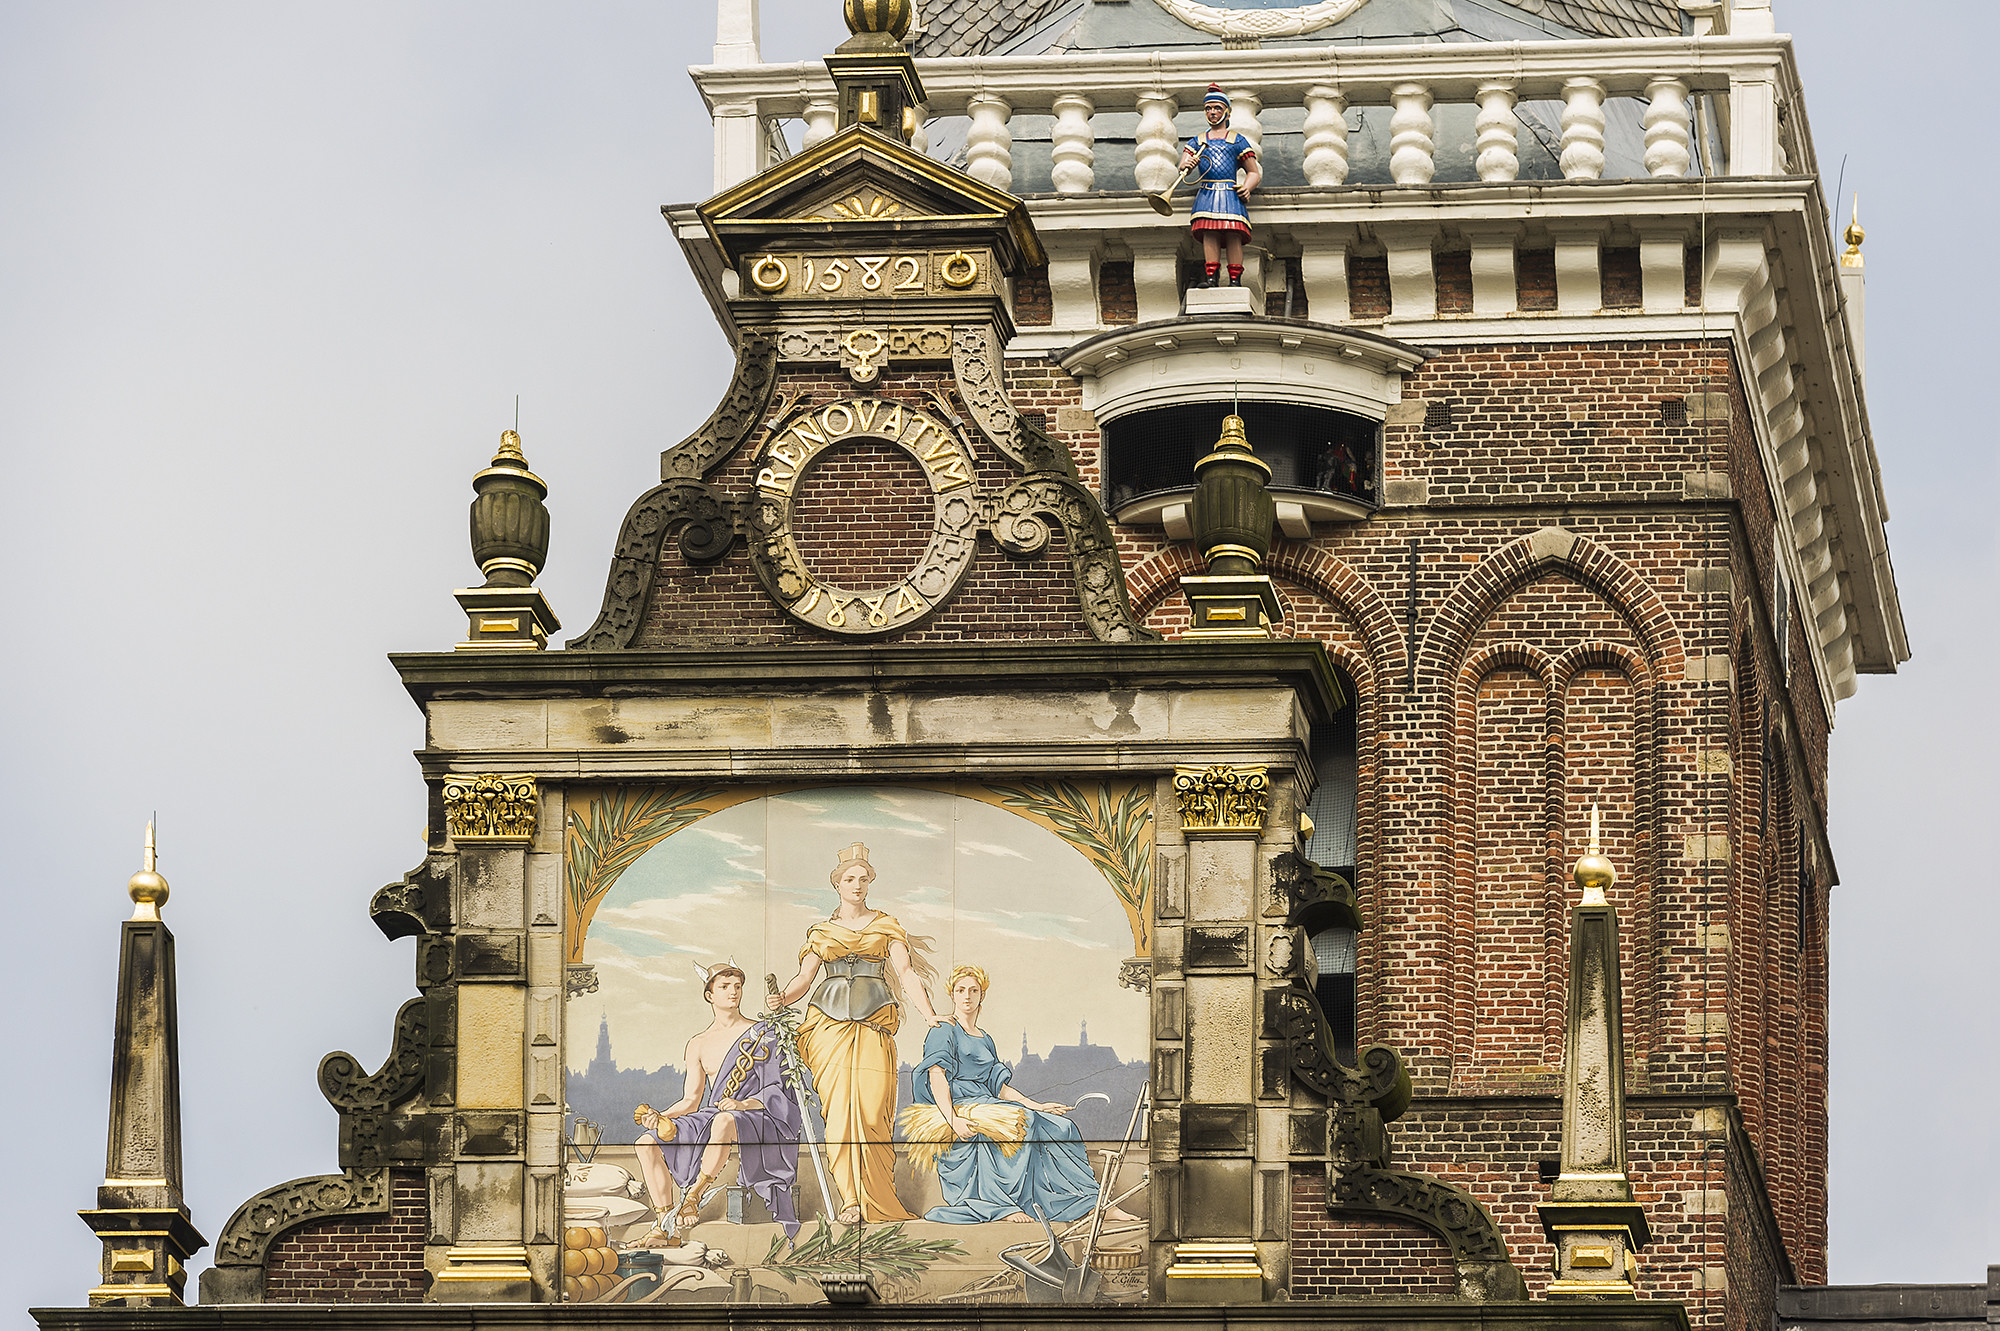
top-left (698, 123), bottom-right (1044, 271)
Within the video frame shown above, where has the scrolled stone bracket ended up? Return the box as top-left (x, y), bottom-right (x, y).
top-left (569, 333), bottom-right (776, 648)
top-left (320, 998), bottom-right (428, 1114)
top-left (567, 479), bottom-right (745, 649)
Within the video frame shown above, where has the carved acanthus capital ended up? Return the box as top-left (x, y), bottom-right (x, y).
top-left (443, 774), bottom-right (538, 844)
top-left (1117, 956), bottom-right (1151, 993)
top-left (1174, 764), bottom-right (1269, 833)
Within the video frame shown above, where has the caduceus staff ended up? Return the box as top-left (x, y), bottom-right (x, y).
top-left (765, 972), bottom-right (846, 1226)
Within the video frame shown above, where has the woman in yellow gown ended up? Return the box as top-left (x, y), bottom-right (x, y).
top-left (769, 841), bottom-right (939, 1222)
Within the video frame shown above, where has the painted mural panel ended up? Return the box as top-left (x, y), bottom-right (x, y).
top-left (562, 783), bottom-right (1153, 1306)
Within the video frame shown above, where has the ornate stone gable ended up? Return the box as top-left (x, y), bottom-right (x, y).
top-left (572, 119), bottom-right (1153, 649)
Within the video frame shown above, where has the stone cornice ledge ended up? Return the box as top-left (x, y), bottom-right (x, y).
top-left (391, 640), bottom-right (1346, 722)
top-left (31, 1301), bottom-right (1694, 1331)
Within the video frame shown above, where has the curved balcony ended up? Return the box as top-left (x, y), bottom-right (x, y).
top-left (1057, 315), bottom-right (1427, 534)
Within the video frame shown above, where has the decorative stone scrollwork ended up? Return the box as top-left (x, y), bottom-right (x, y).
top-left (211, 1168), bottom-right (390, 1267)
top-left (950, 323), bottom-right (1028, 468)
top-left (746, 396), bottom-right (983, 637)
top-left (566, 963), bottom-right (601, 997)
top-left (773, 325), bottom-right (954, 386)
top-left (567, 479), bottom-right (742, 649)
top-left (988, 473), bottom-right (1162, 643)
top-left (569, 333), bottom-right (776, 649)
top-left (443, 774), bottom-right (538, 844)
top-left (1175, 765), bottom-right (1270, 832)
top-left (1273, 990), bottom-right (1527, 1300)
top-left (1274, 994), bottom-right (1411, 1115)
top-left (661, 331), bottom-right (778, 482)
top-left (1117, 956), bottom-right (1151, 993)
top-left (1149, 0), bottom-right (1368, 39)
top-left (320, 999), bottom-right (428, 1113)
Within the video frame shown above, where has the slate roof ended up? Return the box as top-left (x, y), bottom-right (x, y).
top-left (1509, 0), bottom-right (1680, 39)
top-left (913, 0), bottom-right (1076, 58)
top-left (909, 0), bottom-right (1680, 57)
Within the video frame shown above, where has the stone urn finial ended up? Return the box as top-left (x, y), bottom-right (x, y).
top-left (454, 427), bottom-right (560, 650)
top-left (1180, 413), bottom-right (1283, 638)
top-left (470, 429), bottom-right (550, 588)
top-left (1190, 413), bottom-right (1276, 575)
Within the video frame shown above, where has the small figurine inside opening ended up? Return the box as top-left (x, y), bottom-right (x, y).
top-left (1177, 85), bottom-right (1262, 288)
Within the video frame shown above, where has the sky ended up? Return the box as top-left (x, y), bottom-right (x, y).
top-left (1, 0), bottom-right (1994, 1319)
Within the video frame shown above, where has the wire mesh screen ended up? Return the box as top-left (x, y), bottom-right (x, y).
top-left (1104, 400), bottom-right (1378, 511)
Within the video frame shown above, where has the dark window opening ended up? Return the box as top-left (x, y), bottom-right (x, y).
top-left (1310, 925), bottom-right (1358, 1064)
top-left (1104, 400), bottom-right (1378, 513)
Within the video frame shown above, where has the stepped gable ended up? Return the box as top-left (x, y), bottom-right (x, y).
top-left (573, 121), bottom-right (1158, 650)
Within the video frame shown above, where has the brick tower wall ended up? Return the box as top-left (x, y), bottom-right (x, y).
top-left (1006, 337), bottom-right (1831, 1329)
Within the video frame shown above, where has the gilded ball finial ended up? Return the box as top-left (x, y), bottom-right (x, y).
top-left (128, 819), bottom-right (169, 921)
top-left (1572, 804), bottom-right (1615, 906)
top-left (1842, 194), bottom-right (1864, 259)
top-left (493, 428), bottom-right (527, 468)
top-left (843, 0), bottom-right (913, 39)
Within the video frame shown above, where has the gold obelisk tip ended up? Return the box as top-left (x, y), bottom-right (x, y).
top-left (1842, 194), bottom-right (1864, 261)
top-left (1572, 803), bottom-right (1615, 906)
top-left (128, 819), bottom-right (170, 921)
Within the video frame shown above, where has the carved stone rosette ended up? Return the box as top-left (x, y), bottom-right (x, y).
top-left (442, 774), bottom-right (538, 844)
top-left (1174, 764), bottom-right (1270, 833)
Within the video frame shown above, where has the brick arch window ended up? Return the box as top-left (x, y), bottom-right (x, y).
top-left (1302, 663), bottom-right (1361, 1061)
top-left (1302, 666), bottom-right (1358, 873)
top-left (1309, 923), bottom-right (1359, 1064)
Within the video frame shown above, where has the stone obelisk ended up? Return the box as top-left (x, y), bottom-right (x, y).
top-left (79, 823), bottom-right (207, 1306)
top-left (1538, 806), bottom-right (1651, 1297)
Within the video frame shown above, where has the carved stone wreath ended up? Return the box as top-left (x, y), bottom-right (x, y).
top-left (1152, 0), bottom-right (1369, 40)
top-left (746, 396), bottom-right (982, 636)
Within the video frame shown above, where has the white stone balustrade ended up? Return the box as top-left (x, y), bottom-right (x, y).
top-left (692, 35), bottom-right (1804, 192)
top-left (1302, 86), bottom-right (1349, 186)
top-left (1558, 77), bottom-right (1607, 180)
top-left (1050, 93), bottom-right (1094, 193)
top-left (1474, 82), bottom-right (1518, 183)
top-left (1134, 92), bottom-right (1181, 193)
top-left (1388, 83), bottom-right (1435, 186)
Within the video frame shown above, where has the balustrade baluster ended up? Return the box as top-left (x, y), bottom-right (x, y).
top-left (964, 92), bottom-right (1014, 191)
top-left (1134, 91), bottom-right (1181, 193)
top-left (1642, 77), bottom-right (1693, 177)
top-left (1229, 88), bottom-right (1264, 158)
top-left (1559, 77), bottom-right (1607, 180)
top-left (802, 97), bottom-right (839, 149)
top-left (1302, 86), bottom-right (1349, 186)
top-left (1474, 81), bottom-right (1519, 182)
top-left (1389, 83), bottom-right (1435, 186)
top-left (1051, 93), bottom-right (1096, 193)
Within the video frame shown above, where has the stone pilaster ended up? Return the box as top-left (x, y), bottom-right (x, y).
top-left (427, 775), bottom-right (555, 1302)
top-left (1160, 763), bottom-right (1279, 1303)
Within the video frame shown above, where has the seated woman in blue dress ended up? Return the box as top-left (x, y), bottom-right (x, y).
top-left (897, 965), bottom-right (1137, 1225)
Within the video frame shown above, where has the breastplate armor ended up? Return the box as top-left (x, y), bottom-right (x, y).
top-left (808, 955), bottom-right (894, 1023)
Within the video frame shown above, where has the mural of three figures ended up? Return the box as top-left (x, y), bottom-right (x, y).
top-left (562, 784), bottom-right (1155, 1304)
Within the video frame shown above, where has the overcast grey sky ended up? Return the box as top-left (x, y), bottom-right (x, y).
top-left (2, 1), bottom-right (1993, 1318)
